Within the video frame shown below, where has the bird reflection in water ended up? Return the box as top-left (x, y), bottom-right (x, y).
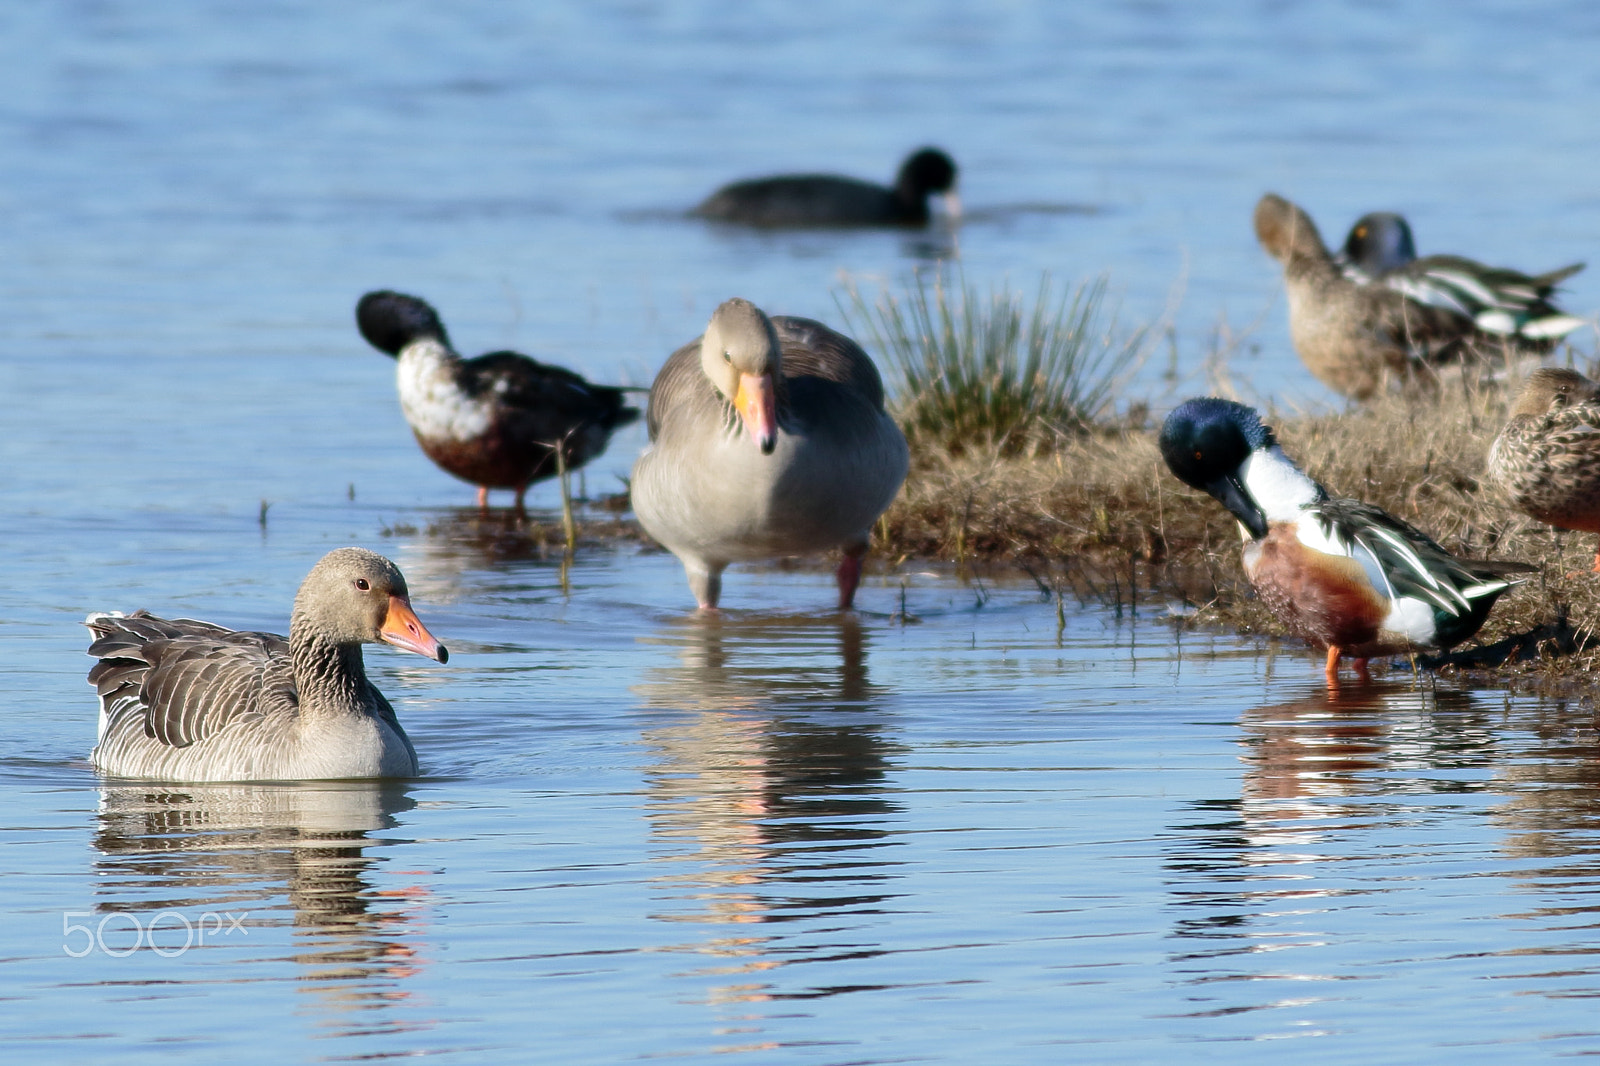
top-left (634, 613), bottom-right (903, 1017)
top-left (382, 506), bottom-right (624, 606)
top-left (1490, 698), bottom-right (1600, 896)
top-left (92, 782), bottom-right (432, 1036)
top-left (1163, 683), bottom-right (1496, 995)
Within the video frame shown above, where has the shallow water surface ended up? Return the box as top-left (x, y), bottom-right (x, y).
top-left (7, 2), bottom-right (1600, 1063)
top-left (10, 573), bottom-right (1600, 1063)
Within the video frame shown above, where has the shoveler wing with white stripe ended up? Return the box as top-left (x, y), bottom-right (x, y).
top-left (1309, 498), bottom-right (1524, 618)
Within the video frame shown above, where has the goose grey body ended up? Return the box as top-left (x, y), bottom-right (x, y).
top-left (87, 548), bottom-right (448, 782)
top-left (632, 298), bottom-right (908, 609)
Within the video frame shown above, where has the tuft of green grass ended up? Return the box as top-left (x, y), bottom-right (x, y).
top-left (841, 272), bottom-right (1150, 457)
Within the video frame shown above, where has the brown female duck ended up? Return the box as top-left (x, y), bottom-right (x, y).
top-left (88, 548), bottom-right (447, 782)
top-left (1254, 194), bottom-right (1543, 400)
top-left (631, 298), bottom-right (909, 609)
top-left (1488, 367), bottom-right (1600, 570)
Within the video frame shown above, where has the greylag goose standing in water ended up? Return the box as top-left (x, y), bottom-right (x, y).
top-left (87, 547), bottom-right (448, 782)
top-left (356, 290), bottom-right (640, 510)
top-left (692, 147), bottom-right (958, 228)
top-left (632, 297), bottom-right (909, 609)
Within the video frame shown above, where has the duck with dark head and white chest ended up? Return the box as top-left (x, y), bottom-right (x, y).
top-left (356, 290), bottom-right (640, 511)
top-left (1160, 398), bottom-right (1532, 683)
top-left (631, 297), bottom-right (909, 610)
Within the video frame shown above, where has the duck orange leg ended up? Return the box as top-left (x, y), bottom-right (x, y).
top-left (1324, 645), bottom-right (1342, 684)
top-left (476, 485), bottom-right (490, 510)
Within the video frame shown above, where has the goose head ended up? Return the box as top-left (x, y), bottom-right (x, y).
top-left (356, 291), bottom-right (451, 357)
top-left (291, 547), bottom-right (448, 662)
top-left (701, 297), bottom-right (781, 454)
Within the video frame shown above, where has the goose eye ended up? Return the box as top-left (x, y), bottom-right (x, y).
top-left (723, 351), bottom-right (732, 364)
top-left (355, 578), bottom-right (371, 591)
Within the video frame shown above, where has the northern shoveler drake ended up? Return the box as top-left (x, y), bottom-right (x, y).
top-left (1253, 194), bottom-right (1549, 401)
top-left (631, 297), bottom-right (909, 610)
top-left (356, 290), bottom-right (641, 510)
top-left (692, 147), bottom-right (958, 228)
top-left (87, 548), bottom-right (448, 782)
top-left (1488, 367), bottom-right (1600, 570)
top-left (1160, 397), bottom-right (1532, 683)
top-left (1335, 211), bottom-right (1585, 343)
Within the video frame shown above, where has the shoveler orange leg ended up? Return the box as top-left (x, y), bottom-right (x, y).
top-left (1352, 657), bottom-right (1371, 681)
top-left (1591, 543), bottom-right (1600, 573)
top-left (1325, 645), bottom-right (1342, 684)
top-left (837, 545), bottom-right (866, 610)
top-left (513, 482), bottom-right (529, 514)
top-left (476, 485), bottom-right (490, 510)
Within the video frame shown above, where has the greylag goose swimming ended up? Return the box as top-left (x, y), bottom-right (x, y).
top-left (632, 297), bottom-right (909, 609)
top-left (692, 147), bottom-right (958, 228)
top-left (1253, 194), bottom-right (1552, 401)
top-left (356, 290), bottom-right (641, 510)
top-left (87, 547), bottom-right (448, 782)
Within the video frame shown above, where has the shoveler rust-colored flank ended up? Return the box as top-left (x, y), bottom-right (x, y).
top-left (1489, 368), bottom-right (1600, 570)
top-left (1160, 397), bottom-right (1533, 683)
top-left (631, 297), bottom-right (909, 610)
top-left (356, 290), bottom-right (640, 510)
top-left (1253, 194), bottom-right (1547, 401)
top-left (87, 548), bottom-right (448, 782)
top-left (1335, 211), bottom-right (1585, 343)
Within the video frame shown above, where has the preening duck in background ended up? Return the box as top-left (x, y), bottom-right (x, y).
top-left (87, 547), bottom-right (448, 782)
top-left (1335, 211), bottom-right (1585, 343)
top-left (1160, 398), bottom-right (1532, 683)
top-left (356, 290), bottom-right (640, 510)
top-left (1253, 194), bottom-right (1558, 401)
top-left (631, 297), bottom-right (908, 610)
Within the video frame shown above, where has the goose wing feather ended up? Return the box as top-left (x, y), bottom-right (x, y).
top-left (87, 611), bottom-right (294, 749)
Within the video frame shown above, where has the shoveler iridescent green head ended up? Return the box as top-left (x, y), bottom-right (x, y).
top-left (1334, 211), bottom-right (1585, 343)
top-left (1489, 367), bottom-right (1600, 571)
top-left (1161, 397), bottom-right (1533, 684)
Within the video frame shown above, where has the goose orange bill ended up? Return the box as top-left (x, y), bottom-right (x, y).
top-left (734, 371), bottom-right (777, 454)
top-left (380, 595), bottom-right (449, 663)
